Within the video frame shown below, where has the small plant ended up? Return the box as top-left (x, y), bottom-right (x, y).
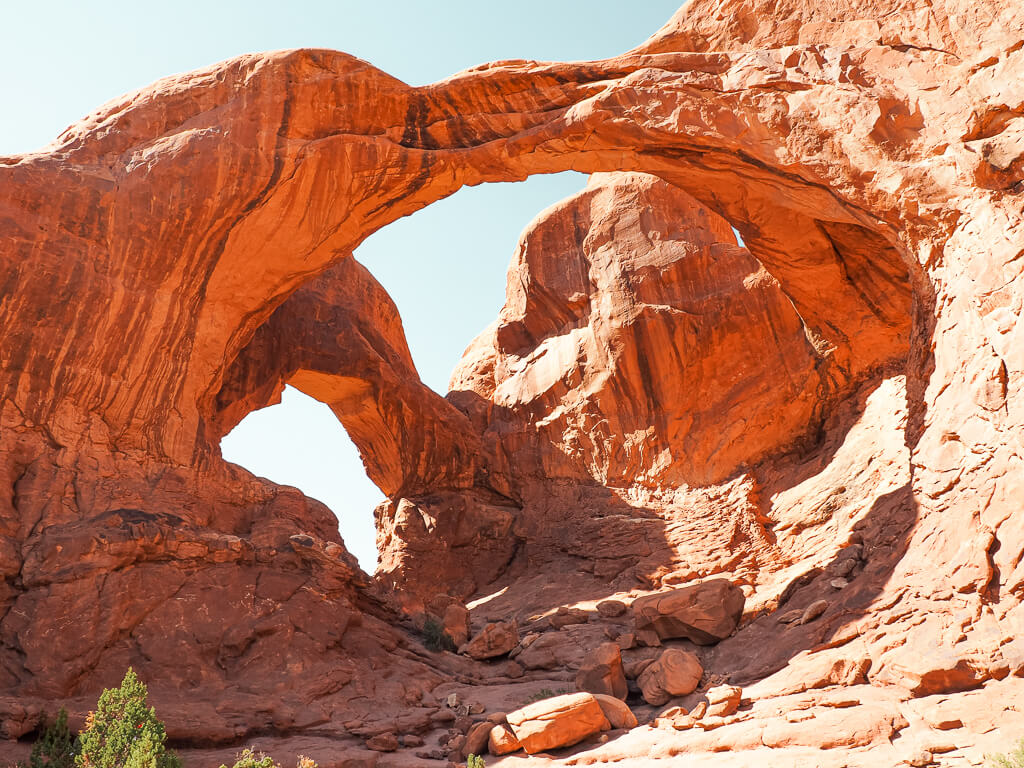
top-left (421, 616), bottom-right (456, 652)
top-left (75, 668), bottom-right (180, 768)
top-left (29, 708), bottom-right (76, 768)
top-left (466, 755), bottom-right (485, 768)
top-left (989, 738), bottom-right (1024, 767)
top-left (219, 749), bottom-right (318, 768)
top-left (219, 748), bottom-right (278, 768)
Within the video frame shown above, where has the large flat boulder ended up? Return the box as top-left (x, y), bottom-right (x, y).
top-left (632, 579), bottom-right (745, 644)
top-left (506, 692), bottom-right (610, 754)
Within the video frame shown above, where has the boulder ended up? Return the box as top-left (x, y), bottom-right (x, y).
top-left (550, 606), bottom-right (590, 629)
top-left (799, 599), bottom-right (829, 625)
top-left (597, 600), bottom-right (627, 618)
top-left (365, 732), bottom-right (398, 752)
top-left (575, 642), bottom-right (628, 700)
top-left (460, 621), bottom-right (519, 660)
top-left (462, 720), bottom-right (493, 758)
top-left (637, 649), bottom-right (704, 705)
top-left (632, 580), bottom-right (745, 644)
top-left (705, 685), bottom-right (742, 717)
top-left (488, 724), bottom-right (522, 756)
top-left (592, 694), bottom-right (638, 729)
top-left (442, 604), bottom-right (471, 648)
top-left (516, 631), bottom-right (581, 670)
top-left (506, 692), bottom-right (611, 754)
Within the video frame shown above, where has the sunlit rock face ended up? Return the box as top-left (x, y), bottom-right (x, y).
top-left (0, 0), bottom-right (1023, 763)
top-left (451, 172), bottom-right (829, 490)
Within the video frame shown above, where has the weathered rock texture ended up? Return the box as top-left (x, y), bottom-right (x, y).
top-left (0, 0), bottom-right (1023, 764)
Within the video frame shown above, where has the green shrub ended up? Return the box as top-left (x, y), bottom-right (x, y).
top-left (990, 738), bottom-right (1024, 767)
top-left (421, 617), bottom-right (456, 652)
top-left (466, 755), bottom-right (485, 768)
top-left (29, 708), bottom-right (76, 768)
top-left (218, 749), bottom-right (318, 768)
top-left (219, 748), bottom-right (278, 768)
top-left (75, 668), bottom-right (180, 768)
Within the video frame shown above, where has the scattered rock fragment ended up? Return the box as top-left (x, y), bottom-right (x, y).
top-left (800, 599), bottom-right (829, 625)
top-left (654, 701), bottom-right (705, 731)
top-left (365, 732), bottom-right (399, 752)
top-left (597, 600), bottom-right (627, 618)
top-left (550, 606), bottom-right (590, 629)
top-left (705, 685), bottom-right (742, 717)
top-left (828, 559), bottom-right (858, 578)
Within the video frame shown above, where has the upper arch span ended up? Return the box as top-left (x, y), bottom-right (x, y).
top-left (1, 42), bottom-right (921, 463)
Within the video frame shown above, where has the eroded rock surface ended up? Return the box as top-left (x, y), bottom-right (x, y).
top-left (0, 0), bottom-right (1023, 765)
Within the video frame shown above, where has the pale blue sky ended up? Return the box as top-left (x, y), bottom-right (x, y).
top-left (3, 1), bottom-right (682, 570)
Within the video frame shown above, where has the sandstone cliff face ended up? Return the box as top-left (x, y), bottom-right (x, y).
top-left (451, 172), bottom-right (829, 489)
top-left (0, 0), bottom-right (1023, 764)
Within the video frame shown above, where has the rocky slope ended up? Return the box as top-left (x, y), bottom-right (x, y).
top-left (0, 0), bottom-right (1022, 765)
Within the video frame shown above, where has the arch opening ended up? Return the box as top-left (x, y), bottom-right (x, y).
top-left (188, 49), bottom-right (922, 609)
top-left (221, 385), bottom-right (385, 572)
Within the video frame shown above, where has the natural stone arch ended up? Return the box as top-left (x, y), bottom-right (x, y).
top-left (209, 256), bottom-right (484, 500)
top-left (2, 42), bottom-right (919, 471)
top-left (1, 0), bottom-right (1021, 758)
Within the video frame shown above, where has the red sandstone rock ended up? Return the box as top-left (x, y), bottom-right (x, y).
top-left (638, 649), bottom-right (705, 706)
top-left (596, 601), bottom-right (627, 618)
top-left (705, 685), bottom-right (743, 717)
top-left (460, 621), bottom-right (519, 660)
top-left (591, 694), bottom-right (638, 730)
top-left (442, 604), bottom-right (471, 649)
top-left (632, 580), bottom-right (746, 644)
top-left (0, 0), bottom-right (1022, 764)
top-left (488, 723), bottom-right (521, 756)
top-left (461, 721), bottom-right (493, 758)
top-left (506, 693), bottom-right (610, 754)
top-left (575, 642), bottom-right (628, 700)
top-left (364, 732), bottom-right (398, 752)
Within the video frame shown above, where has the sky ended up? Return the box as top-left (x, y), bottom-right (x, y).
top-left (2, 1), bottom-right (683, 571)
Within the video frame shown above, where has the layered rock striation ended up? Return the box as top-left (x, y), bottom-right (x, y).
top-left (0, 0), bottom-right (1022, 764)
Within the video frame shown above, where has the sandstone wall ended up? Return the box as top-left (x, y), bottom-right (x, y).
top-left (0, 0), bottom-right (1021, 762)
